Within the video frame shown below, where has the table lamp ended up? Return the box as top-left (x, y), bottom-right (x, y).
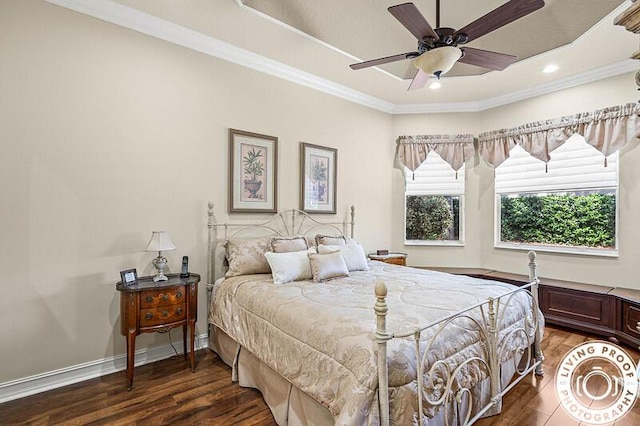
top-left (144, 231), bottom-right (176, 282)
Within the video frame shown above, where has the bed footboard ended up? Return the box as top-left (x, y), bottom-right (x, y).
top-left (375, 251), bottom-right (544, 426)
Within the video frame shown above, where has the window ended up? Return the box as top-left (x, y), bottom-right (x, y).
top-left (495, 134), bottom-right (618, 256)
top-left (405, 151), bottom-right (464, 245)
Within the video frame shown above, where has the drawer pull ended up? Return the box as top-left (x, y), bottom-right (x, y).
top-left (145, 312), bottom-right (153, 320)
top-left (176, 308), bottom-right (183, 315)
top-left (145, 295), bottom-right (153, 303)
top-left (636, 321), bottom-right (640, 333)
top-left (162, 310), bottom-right (169, 317)
top-left (176, 292), bottom-right (183, 299)
top-left (161, 294), bottom-right (169, 301)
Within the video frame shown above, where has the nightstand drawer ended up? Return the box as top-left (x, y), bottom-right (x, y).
top-left (622, 302), bottom-right (640, 338)
top-left (384, 257), bottom-right (406, 266)
top-left (368, 252), bottom-right (407, 266)
top-left (140, 288), bottom-right (185, 308)
top-left (140, 305), bottom-right (186, 327)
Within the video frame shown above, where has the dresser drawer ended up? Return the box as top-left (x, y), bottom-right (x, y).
top-left (140, 305), bottom-right (186, 327)
top-left (622, 301), bottom-right (640, 338)
top-left (140, 287), bottom-right (185, 308)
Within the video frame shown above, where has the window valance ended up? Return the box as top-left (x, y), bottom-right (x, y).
top-left (477, 103), bottom-right (640, 167)
top-left (394, 134), bottom-right (475, 172)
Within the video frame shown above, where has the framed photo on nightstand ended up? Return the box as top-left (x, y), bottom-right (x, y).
top-left (120, 269), bottom-right (138, 287)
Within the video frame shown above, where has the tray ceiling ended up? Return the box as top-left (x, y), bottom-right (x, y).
top-left (92, 0), bottom-right (639, 109)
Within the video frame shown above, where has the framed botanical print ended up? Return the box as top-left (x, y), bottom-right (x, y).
top-left (229, 129), bottom-right (278, 213)
top-left (300, 142), bottom-right (337, 214)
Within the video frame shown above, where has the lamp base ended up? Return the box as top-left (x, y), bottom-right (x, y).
top-left (153, 273), bottom-right (169, 282)
top-left (152, 254), bottom-right (169, 282)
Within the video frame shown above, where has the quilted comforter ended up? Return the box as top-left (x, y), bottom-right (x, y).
top-left (209, 262), bottom-right (538, 425)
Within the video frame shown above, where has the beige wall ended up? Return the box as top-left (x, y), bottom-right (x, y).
top-left (391, 113), bottom-right (483, 267)
top-left (0, 0), bottom-right (392, 383)
top-left (476, 74), bottom-right (640, 287)
top-left (392, 74), bottom-right (640, 288)
top-left (2, 0), bottom-right (639, 386)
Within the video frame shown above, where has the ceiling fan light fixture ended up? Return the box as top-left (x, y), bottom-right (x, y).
top-left (413, 46), bottom-right (462, 79)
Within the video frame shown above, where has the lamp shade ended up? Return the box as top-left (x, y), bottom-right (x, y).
top-left (144, 231), bottom-right (176, 252)
top-left (413, 46), bottom-right (462, 79)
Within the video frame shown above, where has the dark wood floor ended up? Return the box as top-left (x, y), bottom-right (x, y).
top-left (1, 325), bottom-right (639, 425)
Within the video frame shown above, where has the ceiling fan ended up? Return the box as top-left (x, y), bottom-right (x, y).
top-left (350, 0), bottom-right (545, 90)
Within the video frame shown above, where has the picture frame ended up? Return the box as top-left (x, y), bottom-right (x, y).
top-left (120, 269), bottom-right (138, 286)
top-left (300, 142), bottom-right (337, 214)
top-left (229, 129), bottom-right (278, 213)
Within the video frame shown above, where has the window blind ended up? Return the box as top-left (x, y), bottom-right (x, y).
top-left (405, 151), bottom-right (465, 196)
top-left (495, 134), bottom-right (618, 194)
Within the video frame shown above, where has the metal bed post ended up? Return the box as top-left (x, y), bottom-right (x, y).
top-left (374, 281), bottom-right (391, 426)
top-left (206, 202), bottom-right (217, 310)
top-left (528, 250), bottom-right (544, 376)
top-left (487, 298), bottom-right (502, 414)
top-left (349, 205), bottom-right (355, 239)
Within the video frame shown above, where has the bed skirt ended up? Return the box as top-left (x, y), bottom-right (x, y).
top-left (210, 325), bottom-right (335, 425)
top-left (209, 325), bottom-right (524, 425)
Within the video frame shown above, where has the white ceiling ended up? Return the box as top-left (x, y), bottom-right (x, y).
top-left (50, 0), bottom-right (640, 112)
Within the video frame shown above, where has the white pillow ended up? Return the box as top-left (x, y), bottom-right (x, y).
top-left (308, 250), bottom-right (350, 282)
top-left (265, 249), bottom-right (313, 284)
top-left (318, 243), bottom-right (369, 272)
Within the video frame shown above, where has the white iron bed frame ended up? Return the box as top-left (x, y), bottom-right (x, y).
top-left (206, 203), bottom-right (544, 425)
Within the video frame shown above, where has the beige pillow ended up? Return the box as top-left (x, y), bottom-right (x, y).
top-left (225, 237), bottom-right (272, 277)
top-left (265, 249), bottom-right (314, 284)
top-left (315, 234), bottom-right (347, 247)
top-left (271, 236), bottom-right (308, 253)
top-left (308, 250), bottom-right (349, 282)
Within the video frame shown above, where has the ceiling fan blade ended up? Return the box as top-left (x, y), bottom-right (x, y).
top-left (454, 0), bottom-right (545, 44)
top-left (388, 3), bottom-right (439, 41)
top-left (408, 69), bottom-right (430, 91)
top-left (350, 52), bottom-right (418, 70)
top-left (458, 47), bottom-right (517, 71)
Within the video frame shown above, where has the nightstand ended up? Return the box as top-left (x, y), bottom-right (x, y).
top-left (116, 273), bottom-right (200, 390)
top-left (368, 252), bottom-right (407, 266)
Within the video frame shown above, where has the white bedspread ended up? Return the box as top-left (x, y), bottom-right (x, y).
top-left (209, 262), bottom-right (538, 425)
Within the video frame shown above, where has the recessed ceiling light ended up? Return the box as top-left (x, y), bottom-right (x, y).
top-left (543, 64), bottom-right (559, 74)
top-left (429, 81), bottom-right (442, 89)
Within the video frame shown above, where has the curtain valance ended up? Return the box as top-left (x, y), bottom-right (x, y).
top-left (477, 103), bottom-right (640, 167)
top-left (394, 134), bottom-right (475, 172)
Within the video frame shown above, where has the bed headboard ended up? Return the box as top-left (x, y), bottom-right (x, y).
top-left (206, 202), bottom-right (355, 286)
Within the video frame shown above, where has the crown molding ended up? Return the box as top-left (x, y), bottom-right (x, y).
top-left (44, 0), bottom-right (395, 113)
top-left (45, 0), bottom-right (639, 115)
top-left (393, 60), bottom-right (639, 114)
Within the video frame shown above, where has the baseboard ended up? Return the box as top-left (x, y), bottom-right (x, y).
top-left (0, 333), bottom-right (209, 404)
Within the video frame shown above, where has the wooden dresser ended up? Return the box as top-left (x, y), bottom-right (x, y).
top-left (116, 273), bottom-right (199, 390)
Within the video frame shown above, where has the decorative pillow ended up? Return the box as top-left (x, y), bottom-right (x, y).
top-left (315, 234), bottom-right (347, 247)
top-left (271, 236), bottom-right (309, 253)
top-left (224, 237), bottom-right (272, 277)
top-left (265, 249), bottom-right (314, 284)
top-left (308, 250), bottom-right (349, 282)
top-left (318, 243), bottom-right (369, 272)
